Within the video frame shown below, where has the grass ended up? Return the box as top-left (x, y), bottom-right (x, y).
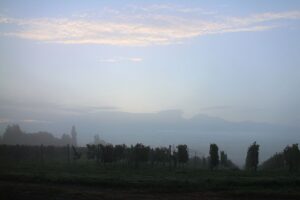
top-left (1, 161), bottom-right (300, 199)
top-left (1, 161), bottom-right (300, 192)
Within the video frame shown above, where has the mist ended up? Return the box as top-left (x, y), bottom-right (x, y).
top-left (1, 108), bottom-right (298, 166)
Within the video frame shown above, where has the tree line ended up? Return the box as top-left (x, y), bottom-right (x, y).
top-left (0, 125), bottom-right (299, 171)
top-left (0, 142), bottom-right (238, 170)
top-left (260, 143), bottom-right (300, 172)
top-left (1, 141), bottom-right (299, 172)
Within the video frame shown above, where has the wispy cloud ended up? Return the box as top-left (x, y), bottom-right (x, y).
top-left (20, 119), bottom-right (52, 124)
top-left (0, 98), bottom-right (119, 117)
top-left (0, 6), bottom-right (299, 46)
top-left (0, 118), bottom-right (10, 124)
top-left (200, 105), bottom-right (232, 111)
top-left (0, 118), bottom-right (51, 124)
top-left (127, 4), bottom-right (217, 15)
top-left (99, 57), bottom-right (143, 63)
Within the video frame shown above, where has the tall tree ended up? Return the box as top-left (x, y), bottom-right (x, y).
top-left (86, 144), bottom-right (98, 160)
top-left (133, 143), bottom-right (150, 168)
top-left (101, 144), bottom-right (114, 163)
top-left (177, 144), bottom-right (189, 165)
top-left (71, 126), bottom-right (77, 146)
top-left (209, 144), bottom-right (219, 170)
top-left (220, 151), bottom-right (228, 167)
top-left (284, 144), bottom-right (300, 172)
top-left (260, 152), bottom-right (284, 170)
top-left (245, 142), bottom-right (260, 171)
top-left (114, 144), bottom-right (127, 162)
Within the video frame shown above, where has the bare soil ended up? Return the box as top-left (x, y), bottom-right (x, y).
top-left (1, 180), bottom-right (300, 200)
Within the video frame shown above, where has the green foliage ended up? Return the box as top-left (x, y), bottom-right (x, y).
top-left (72, 145), bottom-right (81, 160)
top-left (86, 144), bottom-right (97, 160)
top-left (260, 152), bottom-right (284, 170)
top-left (113, 144), bottom-right (127, 161)
top-left (245, 142), bottom-right (260, 171)
top-left (209, 144), bottom-right (219, 170)
top-left (133, 143), bottom-right (150, 164)
top-left (220, 151), bottom-right (228, 167)
top-left (284, 144), bottom-right (300, 172)
top-left (100, 144), bottom-right (114, 163)
top-left (177, 144), bottom-right (188, 164)
top-left (151, 147), bottom-right (170, 164)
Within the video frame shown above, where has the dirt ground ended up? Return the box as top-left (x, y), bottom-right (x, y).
top-left (1, 180), bottom-right (300, 200)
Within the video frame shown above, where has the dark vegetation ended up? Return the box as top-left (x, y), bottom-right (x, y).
top-left (1, 124), bottom-right (300, 199)
top-left (245, 142), bottom-right (260, 171)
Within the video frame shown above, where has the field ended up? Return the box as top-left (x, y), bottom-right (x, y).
top-left (1, 161), bottom-right (300, 200)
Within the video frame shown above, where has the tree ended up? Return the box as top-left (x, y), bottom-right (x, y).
top-left (260, 152), bottom-right (284, 170)
top-left (202, 157), bottom-right (207, 169)
top-left (71, 126), bottom-right (77, 146)
top-left (101, 144), bottom-right (114, 163)
top-left (177, 144), bottom-right (189, 165)
top-left (152, 147), bottom-right (169, 165)
top-left (220, 151), bottom-right (228, 167)
top-left (86, 144), bottom-right (97, 160)
top-left (114, 144), bottom-right (127, 162)
top-left (133, 143), bottom-right (150, 168)
top-left (245, 142), bottom-right (260, 171)
top-left (72, 145), bottom-right (81, 160)
top-left (284, 144), bottom-right (300, 172)
top-left (209, 144), bottom-right (219, 170)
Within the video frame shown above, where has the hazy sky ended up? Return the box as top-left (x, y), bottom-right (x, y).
top-left (0, 0), bottom-right (300, 127)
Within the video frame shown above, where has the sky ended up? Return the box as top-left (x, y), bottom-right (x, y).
top-left (0, 0), bottom-right (300, 128)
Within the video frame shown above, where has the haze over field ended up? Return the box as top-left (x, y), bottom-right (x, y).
top-left (0, 0), bottom-right (300, 166)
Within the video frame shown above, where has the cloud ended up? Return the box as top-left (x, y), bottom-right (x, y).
top-left (200, 105), bottom-right (232, 111)
top-left (60, 105), bottom-right (119, 114)
top-left (0, 7), bottom-right (300, 46)
top-left (0, 118), bottom-right (10, 124)
top-left (20, 119), bottom-right (52, 124)
top-left (0, 118), bottom-right (51, 124)
top-left (99, 57), bottom-right (143, 63)
top-left (0, 98), bottom-right (118, 117)
top-left (127, 4), bottom-right (217, 15)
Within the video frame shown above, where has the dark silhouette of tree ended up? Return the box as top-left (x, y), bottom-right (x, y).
top-left (202, 156), bottom-right (207, 169)
top-left (72, 145), bottom-right (81, 160)
top-left (172, 149), bottom-right (178, 168)
top-left (177, 144), bottom-right (188, 165)
top-left (245, 142), bottom-right (260, 171)
top-left (114, 144), bottom-right (127, 162)
top-left (260, 152), bottom-right (284, 170)
top-left (220, 151), bottom-right (228, 167)
top-left (100, 144), bottom-right (114, 163)
top-left (86, 144), bottom-right (97, 160)
top-left (152, 147), bottom-right (169, 165)
top-left (133, 143), bottom-right (150, 168)
top-left (284, 144), bottom-right (300, 172)
top-left (209, 144), bottom-right (219, 170)
top-left (71, 126), bottom-right (77, 146)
